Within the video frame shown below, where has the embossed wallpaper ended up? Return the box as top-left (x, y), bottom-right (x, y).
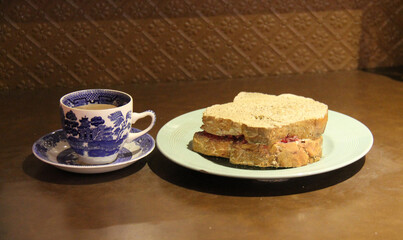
top-left (1, 0), bottom-right (402, 90)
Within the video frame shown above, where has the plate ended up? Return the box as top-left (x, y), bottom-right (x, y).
top-left (156, 109), bottom-right (373, 180)
top-left (33, 128), bottom-right (155, 174)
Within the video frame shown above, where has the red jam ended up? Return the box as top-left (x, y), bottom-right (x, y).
top-left (280, 135), bottom-right (299, 143)
top-left (201, 131), bottom-right (246, 143)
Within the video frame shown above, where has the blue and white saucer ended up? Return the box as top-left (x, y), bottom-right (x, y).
top-left (32, 128), bottom-right (155, 174)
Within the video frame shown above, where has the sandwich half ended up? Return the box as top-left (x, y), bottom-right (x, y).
top-left (192, 92), bottom-right (328, 168)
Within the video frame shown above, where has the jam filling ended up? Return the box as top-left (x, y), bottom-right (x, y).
top-left (202, 131), bottom-right (300, 144)
top-left (280, 135), bottom-right (299, 143)
top-left (201, 131), bottom-right (246, 143)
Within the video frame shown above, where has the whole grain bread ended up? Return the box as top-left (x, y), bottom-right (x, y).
top-left (193, 131), bottom-right (322, 168)
top-left (201, 92), bottom-right (328, 145)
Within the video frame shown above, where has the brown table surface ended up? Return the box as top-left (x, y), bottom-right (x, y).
top-left (1, 71), bottom-right (402, 240)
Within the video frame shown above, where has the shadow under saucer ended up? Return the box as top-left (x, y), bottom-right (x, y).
top-left (23, 153), bottom-right (149, 185)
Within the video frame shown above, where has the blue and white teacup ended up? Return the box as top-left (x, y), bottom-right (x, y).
top-left (60, 89), bottom-right (156, 165)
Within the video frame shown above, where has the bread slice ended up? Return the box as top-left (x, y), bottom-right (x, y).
top-left (202, 92), bottom-right (328, 145)
top-left (193, 131), bottom-right (322, 168)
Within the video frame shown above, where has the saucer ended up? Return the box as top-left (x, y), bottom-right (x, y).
top-left (32, 128), bottom-right (155, 174)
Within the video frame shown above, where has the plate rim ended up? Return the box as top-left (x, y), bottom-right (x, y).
top-left (32, 128), bottom-right (155, 171)
top-left (156, 109), bottom-right (373, 180)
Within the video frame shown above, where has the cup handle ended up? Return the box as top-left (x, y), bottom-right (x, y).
top-left (127, 110), bottom-right (156, 142)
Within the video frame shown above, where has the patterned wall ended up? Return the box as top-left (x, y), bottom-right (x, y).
top-left (1, 0), bottom-right (402, 90)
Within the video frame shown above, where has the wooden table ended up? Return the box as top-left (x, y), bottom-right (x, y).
top-left (1, 71), bottom-right (402, 239)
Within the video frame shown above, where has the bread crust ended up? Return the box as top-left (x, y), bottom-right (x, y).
top-left (192, 131), bottom-right (323, 168)
top-left (192, 131), bottom-right (233, 158)
top-left (201, 92), bottom-right (328, 145)
top-left (202, 112), bottom-right (327, 145)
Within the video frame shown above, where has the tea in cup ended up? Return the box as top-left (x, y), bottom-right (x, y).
top-left (59, 89), bottom-right (156, 165)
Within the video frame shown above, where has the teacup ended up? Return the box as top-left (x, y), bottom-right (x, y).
top-left (60, 89), bottom-right (156, 165)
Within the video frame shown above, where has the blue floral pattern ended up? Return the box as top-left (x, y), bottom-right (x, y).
top-left (34, 130), bottom-right (65, 157)
top-left (61, 89), bottom-right (130, 108)
top-left (32, 128), bottom-right (155, 166)
top-left (61, 110), bottom-right (131, 157)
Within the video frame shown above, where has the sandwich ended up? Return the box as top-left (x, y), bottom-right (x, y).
top-left (192, 92), bottom-right (328, 168)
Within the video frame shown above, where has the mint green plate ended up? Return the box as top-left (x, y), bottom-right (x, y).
top-left (156, 109), bottom-right (373, 180)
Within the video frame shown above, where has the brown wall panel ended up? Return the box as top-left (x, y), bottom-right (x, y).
top-left (0, 0), bottom-right (402, 90)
